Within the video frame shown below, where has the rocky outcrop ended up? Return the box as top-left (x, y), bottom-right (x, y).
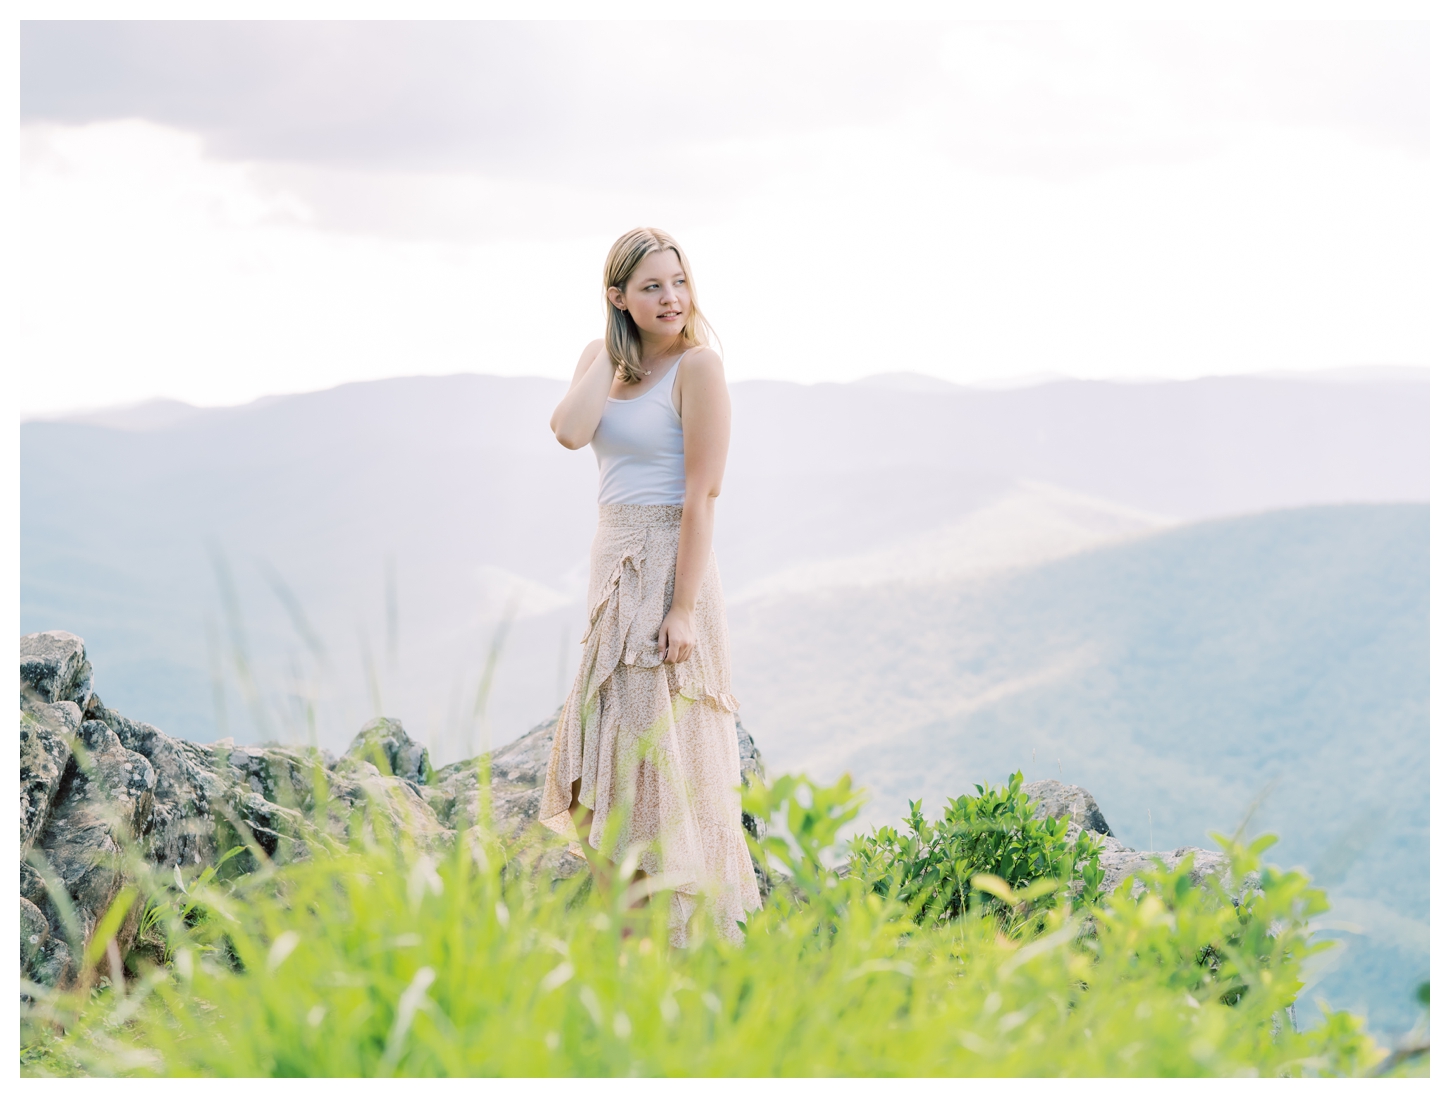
top-left (33, 718), bottom-right (157, 961)
top-left (21, 631), bottom-right (93, 710)
top-left (347, 717), bottom-right (434, 787)
top-left (429, 710), bottom-right (556, 839)
top-left (1023, 779), bottom-right (1114, 837)
top-left (20, 631), bottom-right (1232, 994)
top-left (736, 720), bottom-right (765, 838)
top-left (20, 702), bottom-right (78, 856)
top-left (1024, 778), bottom-right (1227, 896)
top-left (20, 897), bottom-right (55, 982)
top-left (18, 632), bottom-right (770, 992)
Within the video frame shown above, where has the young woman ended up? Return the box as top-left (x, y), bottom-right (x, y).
top-left (540, 227), bottom-right (762, 944)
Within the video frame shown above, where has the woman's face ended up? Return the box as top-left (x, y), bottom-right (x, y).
top-left (609, 249), bottom-right (691, 345)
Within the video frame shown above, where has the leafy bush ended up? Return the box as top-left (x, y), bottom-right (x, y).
top-left (21, 770), bottom-right (1390, 1077)
top-left (847, 770), bottom-right (1104, 926)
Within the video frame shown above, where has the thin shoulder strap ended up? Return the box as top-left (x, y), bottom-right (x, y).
top-left (660, 351), bottom-right (687, 414)
top-left (653, 351), bottom-right (687, 398)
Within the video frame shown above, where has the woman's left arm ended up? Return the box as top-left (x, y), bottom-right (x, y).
top-left (658, 347), bottom-right (730, 664)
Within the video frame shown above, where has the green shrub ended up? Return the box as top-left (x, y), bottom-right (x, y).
top-left (21, 770), bottom-right (1388, 1077)
top-left (847, 769), bottom-right (1104, 927)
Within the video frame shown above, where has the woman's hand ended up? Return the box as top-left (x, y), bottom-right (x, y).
top-left (657, 605), bottom-right (696, 664)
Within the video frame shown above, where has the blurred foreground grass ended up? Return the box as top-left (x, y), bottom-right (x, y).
top-left (20, 767), bottom-right (1423, 1077)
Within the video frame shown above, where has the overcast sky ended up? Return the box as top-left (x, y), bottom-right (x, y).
top-left (17, 19), bottom-right (1432, 414)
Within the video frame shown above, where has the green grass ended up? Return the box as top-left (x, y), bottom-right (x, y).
top-left (21, 770), bottom-right (1409, 1077)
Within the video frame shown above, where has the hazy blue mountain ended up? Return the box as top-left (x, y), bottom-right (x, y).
top-left (22, 376), bottom-right (597, 756)
top-left (725, 373), bottom-right (1427, 522)
top-left (21, 371), bottom-right (1428, 761)
top-left (730, 503), bottom-right (1428, 1035)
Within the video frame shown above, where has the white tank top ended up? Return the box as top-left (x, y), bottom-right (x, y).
top-left (591, 354), bottom-right (686, 505)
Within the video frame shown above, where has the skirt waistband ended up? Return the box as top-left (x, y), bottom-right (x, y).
top-left (598, 503), bottom-right (683, 529)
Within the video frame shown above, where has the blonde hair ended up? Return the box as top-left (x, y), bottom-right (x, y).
top-left (603, 227), bottom-right (714, 384)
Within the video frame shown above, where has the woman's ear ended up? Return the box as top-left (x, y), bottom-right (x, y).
top-left (606, 285), bottom-right (627, 312)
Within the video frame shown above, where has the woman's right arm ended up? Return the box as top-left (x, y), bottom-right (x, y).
top-left (550, 339), bottom-right (615, 450)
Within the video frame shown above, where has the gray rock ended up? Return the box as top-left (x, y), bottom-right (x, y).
top-left (431, 708), bottom-right (560, 840)
top-left (20, 701), bottom-right (79, 855)
top-left (18, 635), bottom-right (466, 989)
top-left (27, 718), bottom-right (157, 985)
top-left (20, 861), bottom-right (46, 908)
top-left (736, 715), bottom-right (766, 840)
top-left (77, 720), bottom-right (157, 837)
top-left (20, 631), bottom-right (93, 709)
top-left (84, 696), bottom-right (451, 871)
top-left (85, 695), bottom-right (242, 869)
top-left (1053, 819), bottom-right (1229, 900)
top-left (345, 717), bottom-right (433, 786)
top-left (20, 895), bottom-right (49, 958)
top-left (1020, 778), bottom-right (1229, 897)
top-left (1097, 844), bottom-right (1230, 899)
top-left (1023, 779), bottom-right (1114, 836)
top-left (327, 753), bottom-right (454, 849)
top-left (733, 716), bottom-right (773, 896)
top-left (20, 895), bottom-right (69, 991)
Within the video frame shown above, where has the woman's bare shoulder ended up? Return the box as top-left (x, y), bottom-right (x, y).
top-left (676, 346), bottom-right (727, 415)
top-left (679, 344), bottom-right (724, 375)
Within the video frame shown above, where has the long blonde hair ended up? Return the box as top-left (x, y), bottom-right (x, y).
top-left (603, 227), bottom-right (714, 384)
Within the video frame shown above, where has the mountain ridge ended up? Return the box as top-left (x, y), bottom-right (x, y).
top-left (28, 363), bottom-right (1430, 427)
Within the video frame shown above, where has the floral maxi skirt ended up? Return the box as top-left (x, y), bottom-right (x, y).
top-left (539, 503), bottom-right (762, 943)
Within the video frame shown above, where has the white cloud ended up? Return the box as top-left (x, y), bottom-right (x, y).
top-left (17, 120), bottom-right (607, 413)
top-left (18, 22), bottom-right (1430, 417)
top-left (691, 121), bottom-right (1431, 384)
top-left (17, 103), bottom-right (1431, 415)
top-left (930, 22), bottom-right (1429, 175)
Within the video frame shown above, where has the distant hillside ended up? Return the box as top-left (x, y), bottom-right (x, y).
top-left (730, 503), bottom-right (1428, 1034)
top-left (21, 372), bottom-right (1428, 760)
